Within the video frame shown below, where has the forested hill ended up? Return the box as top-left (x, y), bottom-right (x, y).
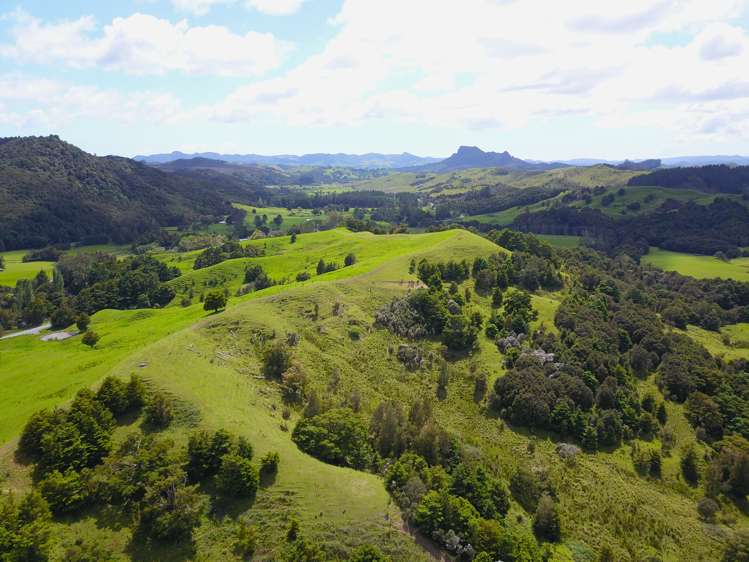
top-left (629, 164), bottom-right (749, 193)
top-left (0, 136), bottom-right (232, 250)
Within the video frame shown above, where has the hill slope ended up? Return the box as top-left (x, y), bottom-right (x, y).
top-left (0, 136), bottom-right (231, 250)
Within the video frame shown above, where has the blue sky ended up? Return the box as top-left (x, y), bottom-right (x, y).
top-left (1, 0), bottom-right (749, 159)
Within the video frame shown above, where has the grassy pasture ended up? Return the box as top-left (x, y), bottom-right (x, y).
top-left (0, 249), bottom-right (55, 287)
top-left (642, 248), bottom-right (749, 281)
top-left (0, 226), bottom-right (742, 560)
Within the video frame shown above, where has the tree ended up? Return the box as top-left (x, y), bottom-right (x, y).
top-left (260, 451), bottom-right (280, 476)
top-left (290, 232), bottom-right (297, 243)
top-left (292, 408), bottom-right (373, 469)
top-left (533, 493), bottom-right (561, 542)
top-left (96, 376), bottom-right (129, 415)
top-left (263, 343), bottom-right (292, 379)
top-left (273, 214), bottom-right (283, 227)
top-left (139, 469), bottom-right (208, 541)
top-left (681, 447), bottom-right (700, 484)
top-left (38, 469), bottom-right (88, 514)
top-left (81, 330), bottom-right (100, 348)
top-left (145, 392), bottom-right (173, 428)
top-left (204, 290), bottom-right (227, 313)
top-left (316, 259), bottom-right (326, 275)
top-left (491, 288), bottom-right (503, 308)
top-left (345, 253), bottom-right (357, 267)
top-left (216, 453), bottom-right (259, 497)
top-left (75, 313), bottom-right (90, 332)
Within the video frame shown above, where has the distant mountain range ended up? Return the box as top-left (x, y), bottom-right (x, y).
top-left (135, 146), bottom-right (749, 172)
top-left (135, 151), bottom-right (441, 169)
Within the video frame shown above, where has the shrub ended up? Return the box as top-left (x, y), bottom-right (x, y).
top-left (235, 522), bottom-right (259, 558)
top-left (263, 343), bottom-right (292, 379)
top-left (82, 330), bottom-right (100, 348)
top-left (38, 469), bottom-right (88, 514)
top-left (139, 469), bottom-right (208, 541)
top-left (292, 408), bottom-right (373, 469)
top-left (75, 313), bottom-right (90, 332)
top-left (187, 429), bottom-right (239, 481)
top-left (344, 253), bottom-right (357, 267)
top-left (697, 497), bottom-right (719, 521)
top-left (348, 544), bottom-right (391, 561)
top-left (281, 365), bottom-right (308, 404)
top-left (216, 454), bottom-right (259, 497)
top-left (126, 374), bottom-right (148, 410)
top-left (96, 376), bottom-right (129, 415)
top-left (203, 291), bottom-right (227, 313)
top-left (145, 392), bottom-right (173, 428)
top-left (533, 493), bottom-right (561, 542)
top-left (260, 451), bottom-right (280, 476)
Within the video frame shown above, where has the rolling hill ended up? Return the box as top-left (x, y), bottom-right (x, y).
top-left (0, 136), bottom-right (233, 250)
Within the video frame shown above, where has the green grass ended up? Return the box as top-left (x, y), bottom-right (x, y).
top-left (0, 249), bottom-right (55, 286)
top-left (234, 204), bottom-right (351, 232)
top-left (0, 227), bottom-right (741, 560)
top-left (642, 248), bottom-right (749, 281)
top-left (573, 185), bottom-right (735, 217)
top-left (680, 323), bottom-right (749, 361)
top-left (0, 228), bottom-right (489, 443)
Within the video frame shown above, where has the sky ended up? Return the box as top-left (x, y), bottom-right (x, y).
top-left (1, 0), bottom-right (749, 160)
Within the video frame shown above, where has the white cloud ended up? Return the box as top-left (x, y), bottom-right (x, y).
top-left (171, 0), bottom-right (233, 16)
top-left (197, 0), bottom-right (749, 143)
top-left (0, 11), bottom-right (292, 76)
top-left (171, 0), bottom-right (305, 16)
top-left (246, 0), bottom-right (306, 16)
top-left (0, 73), bottom-right (186, 128)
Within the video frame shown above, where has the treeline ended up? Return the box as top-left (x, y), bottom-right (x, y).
top-left (4, 375), bottom-right (282, 559)
top-left (0, 252), bottom-right (180, 334)
top-left (629, 165), bottom-right (749, 194)
top-left (512, 199), bottom-right (749, 256)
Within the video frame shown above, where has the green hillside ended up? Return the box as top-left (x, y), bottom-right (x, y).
top-left (643, 248), bottom-right (749, 281)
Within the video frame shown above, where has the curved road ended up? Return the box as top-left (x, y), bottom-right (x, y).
top-left (0, 322), bottom-right (51, 341)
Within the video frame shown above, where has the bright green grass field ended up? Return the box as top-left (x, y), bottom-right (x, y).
top-left (680, 323), bottom-right (749, 362)
top-left (0, 228), bottom-right (476, 444)
top-left (642, 248), bottom-right (749, 281)
top-left (0, 249), bottom-right (55, 287)
top-left (234, 204), bottom-right (349, 232)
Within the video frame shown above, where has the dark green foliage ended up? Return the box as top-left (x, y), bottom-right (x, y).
top-left (0, 136), bottom-right (230, 250)
top-left (186, 429), bottom-right (238, 481)
top-left (81, 330), bottom-right (100, 348)
top-left (203, 290), bottom-right (227, 312)
top-left (215, 453), bottom-right (259, 497)
top-left (449, 463), bottom-right (509, 519)
top-left (139, 468), bottom-right (208, 541)
top-left (533, 493), bottom-right (561, 542)
top-left (144, 391), bottom-right (174, 428)
top-left (75, 313), bottom-right (90, 332)
top-left (0, 491), bottom-right (53, 561)
top-left (681, 447), bottom-right (700, 485)
top-left (50, 303), bottom-right (76, 329)
top-left (193, 240), bottom-right (263, 270)
top-left (38, 469), bottom-right (88, 514)
top-left (441, 312), bottom-right (479, 351)
top-left (292, 408), bottom-right (373, 469)
top-left (19, 408), bottom-right (66, 460)
top-left (344, 253), bottom-right (357, 267)
top-left (413, 490), bottom-right (480, 553)
top-left (127, 374), bottom-right (148, 410)
top-left (316, 259), bottom-right (339, 275)
top-left (262, 342), bottom-right (292, 379)
top-left (96, 376), bottom-right (130, 415)
top-left (707, 436), bottom-right (749, 498)
top-left (260, 451), bottom-right (280, 476)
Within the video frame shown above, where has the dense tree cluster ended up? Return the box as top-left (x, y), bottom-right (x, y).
top-left (193, 240), bottom-right (263, 270)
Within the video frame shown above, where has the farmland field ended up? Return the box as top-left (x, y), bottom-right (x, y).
top-left (642, 248), bottom-right (749, 281)
top-left (0, 249), bottom-right (55, 286)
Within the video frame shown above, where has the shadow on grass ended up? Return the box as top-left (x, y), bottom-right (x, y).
top-left (259, 469), bottom-right (278, 489)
